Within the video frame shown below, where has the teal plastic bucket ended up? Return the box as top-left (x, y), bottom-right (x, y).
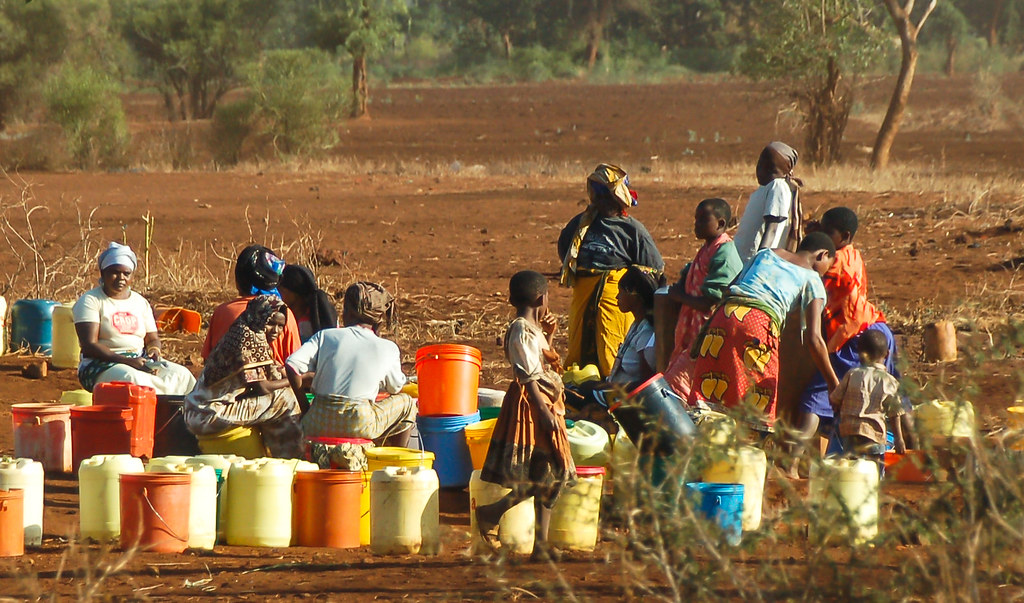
top-left (686, 482), bottom-right (744, 545)
top-left (417, 411), bottom-right (480, 487)
top-left (11, 299), bottom-right (60, 354)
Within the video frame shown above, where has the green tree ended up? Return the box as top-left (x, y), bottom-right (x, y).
top-left (44, 65), bottom-right (130, 168)
top-left (306, 0), bottom-right (408, 119)
top-left (0, 0), bottom-right (71, 130)
top-left (454, 0), bottom-right (540, 60)
top-left (924, 2), bottom-right (971, 76)
top-left (117, 0), bottom-right (278, 121)
top-left (738, 0), bottom-right (882, 165)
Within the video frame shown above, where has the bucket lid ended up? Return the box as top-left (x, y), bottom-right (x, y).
top-left (415, 343), bottom-right (483, 365)
top-left (120, 472), bottom-right (192, 484)
top-left (417, 412), bottom-right (481, 429)
top-left (305, 434), bottom-right (374, 444)
top-left (576, 466), bottom-right (606, 477)
top-left (295, 470), bottom-right (362, 483)
top-left (0, 489), bottom-right (24, 500)
top-left (366, 447), bottom-right (435, 462)
top-left (71, 405), bottom-right (133, 418)
top-left (12, 403), bottom-right (71, 415)
top-left (464, 418), bottom-right (498, 433)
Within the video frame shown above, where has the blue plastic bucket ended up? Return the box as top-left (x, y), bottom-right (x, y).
top-left (11, 299), bottom-right (60, 354)
top-left (685, 482), bottom-right (744, 545)
top-left (417, 411), bottom-right (480, 487)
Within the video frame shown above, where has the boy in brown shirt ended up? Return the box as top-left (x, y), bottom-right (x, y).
top-left (829, 329), bottom-right (907, 473)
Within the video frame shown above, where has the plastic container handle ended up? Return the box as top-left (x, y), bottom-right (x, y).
top-left (33, 416), bottom-right (42, 425)
top-left (715, 496), bottom-right (722, 506)
top-left (141, 486), bottom-right (187, 543)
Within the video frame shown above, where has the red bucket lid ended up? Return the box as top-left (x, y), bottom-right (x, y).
top-left (576, 466), bottom-right (606, 477)
top-left (627, 373), bottom-right (666, 398)
top-left (120, 472), bottom-right (191, 485)
top-left (71, 405), bottom-right (133, 418)
top-left (306, 437), bottom-right (373, 446)
top-left (295, 470), bottom-right (362, 483)
top-left (12, 403), bottom-right (71, 416)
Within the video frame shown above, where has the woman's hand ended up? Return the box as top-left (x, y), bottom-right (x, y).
top-left (124, 356), bottom-right (154, 373)
top-left (242, 380), bottom-right (274, 398)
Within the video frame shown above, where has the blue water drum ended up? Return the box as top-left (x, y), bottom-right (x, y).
top-left (685, 482), bottom-right (744, 545)
top-left (11, 299), bottom-right (60, 354)
top-left (417, 411), bottom-right (480, 488)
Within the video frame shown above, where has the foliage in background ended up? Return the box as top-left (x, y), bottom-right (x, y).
top-left (0, 0), bottom-right (71, 130)
top-left (304, 0), bottom-right (409, 118)
top-left (243, 49), bottom-right (346, 157)
top-left (43, 65), bottom-right (130, 169)
top-left (737, 0), bottom-right (883, 165)
top-left (116, 0), bottom-right (279, 120)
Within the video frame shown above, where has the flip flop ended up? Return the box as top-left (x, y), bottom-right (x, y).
top-left (475, 513), bottom-right (501, 553)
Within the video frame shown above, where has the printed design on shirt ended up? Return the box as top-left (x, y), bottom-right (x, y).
top-left (743, 386), bottom-right (771, 413)
top-left (698, 372), bottom-right (729, 402)
top-left (743, 339), bottom-right (772, 374)
top-left (111, 311), bottom-right (139, 335)
top-left (723, 303), bottom-right (752, 322)
top-left (698, 328), bottom-right (726, 359)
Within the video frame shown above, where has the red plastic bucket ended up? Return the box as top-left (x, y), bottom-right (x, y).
top-left (11, 403), bottom-right (72, 473)
top-left (415, 344), bottom-right (482, 416)
top-left (294, 471), bottom-right (363, 548)
top-left (94, 382), bottom-right (157, 459)
top-left (119, 472), bottom-right (191, 553)
top-left (70, 406), bottom-right (134, 470)
top-left (0, 489), bottom-right (24, 557)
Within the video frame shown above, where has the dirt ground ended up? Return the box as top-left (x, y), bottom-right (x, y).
top-left (0, 75), bottom-right (1023, 599)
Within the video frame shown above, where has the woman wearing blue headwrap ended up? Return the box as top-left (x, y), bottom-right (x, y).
top-left (72, 242), bottom-right (197, 395)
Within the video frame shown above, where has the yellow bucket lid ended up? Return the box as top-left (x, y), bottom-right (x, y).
top-left (464, 418), bottom-right (498, 434)
top-left (366, 447), bottom-right (435, 462)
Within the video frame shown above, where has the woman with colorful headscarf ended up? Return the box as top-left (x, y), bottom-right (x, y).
top-left (557, 164), bottom-right (664, 379)
top-left (285, 281), bottom-right (416, 446)
top-left (279, 264), bottom-right (339, 342)
top-left (184, 295), bottom-right (304, 458)
top-left (734, 142), bottom-right (804, 263)
top-left (72, 242), bottom-right (197, 394)
top-left (202, 244), bottom-right (302, 364)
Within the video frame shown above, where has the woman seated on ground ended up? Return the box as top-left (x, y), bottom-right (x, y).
top-left (73, 242), bottom-right (196, 395)
top-left (286, 282), bottom-right (416, 447)
top-left (203, 244), bottom-right (302, 364)
top-left (279, 264), bottom-right (339, 342)
top-left (565, 265), bottom-right (660, 422)
top-left (183, 295), bottom-right (304, 458)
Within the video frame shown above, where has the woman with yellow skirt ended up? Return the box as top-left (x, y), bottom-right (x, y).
top-left (557, 164), bottom-right (664, 379)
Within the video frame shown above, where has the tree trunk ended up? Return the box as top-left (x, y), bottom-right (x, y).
top-left (803, 56), bottom-right (850, 166)
top-left (945, 34), bottom-right (958, 77)
top-left (502, 31), bottom-right (513, 61)
top-left (585, 0), bottom-right (612, 71)
top-left (351, 54), bottom-right (369, 119)
top-left (872, 0), bottom-right (935, 170)
top-left (988, 0), bottom-right (1006, 47)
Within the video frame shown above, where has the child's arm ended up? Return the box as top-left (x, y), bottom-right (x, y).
top-left (829, 372), bottom-right (849, 410)
top-left (804, 298), bottom-right (840, 391)
top-left (539, 309), bottom-right (557, 348)
top-left (889, 414), bottom-right (906, 454)
top-left (524, 380), bottom-right (558, 433)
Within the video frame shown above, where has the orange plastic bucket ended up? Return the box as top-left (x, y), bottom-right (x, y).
top-left (70, 406), bottom-right (134, 470)
top-left (294, 471), bottom-right (363, 548)
top-left (0, 489), bottom-right (24, 557)
top-left (415, 344), bottom-right (482, 416)
top-left (11, 403), bottom-right (73, 473)
top-left (119, 472), bottom-right (191, 553)
top-left (156, 307), bottom-right (202, 334)
top-left (94, 382), bottom-right (157, 459)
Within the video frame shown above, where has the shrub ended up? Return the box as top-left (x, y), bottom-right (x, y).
top-left (244, 49), bottom-right (346, 157)
top-left (211, 98), bottom-right (257, 166)
top-left (43, 66), bottom-right (130, 169)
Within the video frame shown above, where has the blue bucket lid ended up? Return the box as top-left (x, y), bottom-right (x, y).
top-left (685, 482), bottom-right (744, 495)
top-left (417, 411), bottom-right (481, 431)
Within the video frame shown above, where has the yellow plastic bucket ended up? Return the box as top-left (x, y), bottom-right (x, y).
top-left (196, 426), bottom-right (266, 459)
top-left (60, 389), bottom-right (93, 406)
top-left (365, 447), bottom-right (435, 474)
top-left (1007, 406), bottom-right (1024, 430)
top-left (464, 419), bottom-right (497, 471)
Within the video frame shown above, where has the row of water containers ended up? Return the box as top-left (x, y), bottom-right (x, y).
top-left (0, 298), bottom-right (81, 367)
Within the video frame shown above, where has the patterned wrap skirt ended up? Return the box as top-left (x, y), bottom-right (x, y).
top-left (302, 393), bottom-right (417, 443)
top-left (480, 377), bottom-right (577, 508)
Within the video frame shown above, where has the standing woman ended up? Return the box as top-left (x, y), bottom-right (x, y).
top-left (279, 264), bottom-right (339, 342)
top-left (184, 295), bottom-right (304, 458)
top-left (557, 164), bottom-right (664, 379)
top-left (733, 142), bottom-right (804, 264)
top-left (73, 242), bottom-right (196, 395)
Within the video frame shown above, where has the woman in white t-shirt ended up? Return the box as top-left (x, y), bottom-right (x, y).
top-left (73, 242), bottom-right (196, 395)
top-left (733, 142), bottom-right (804, 263)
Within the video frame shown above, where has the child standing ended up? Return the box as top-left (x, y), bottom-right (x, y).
top-left (830, 329), bottom-right (906, 472)
top-left (663, 198), bottom-right (743, 397)
top-left (477, 271), bottom-right (576, 560)
top-left (796, 207), bottom-right (916, 450)
top-left (733, 142), bottom-right (804, 264)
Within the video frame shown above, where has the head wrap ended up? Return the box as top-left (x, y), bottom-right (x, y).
top-left (281, 264), bottom-right (339, 336)
top-left (235, 245), bottom-right (285, 297)
top-left (98, 242), bottom-right (137, 272)
top-left (755, 141), bottom-right (804, 252)
top-left (586, 163), bottom-right (637, 211)
top-left (203, 295), bottom-right (285, 386)
top-left (343, 282), bottom-right (395, 332)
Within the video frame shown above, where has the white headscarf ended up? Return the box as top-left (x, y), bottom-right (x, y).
top-left (98, 242), bottom-right (137, 271)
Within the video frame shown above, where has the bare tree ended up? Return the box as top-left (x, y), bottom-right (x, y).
top-left (870, 0), bottom-right (937, 170)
